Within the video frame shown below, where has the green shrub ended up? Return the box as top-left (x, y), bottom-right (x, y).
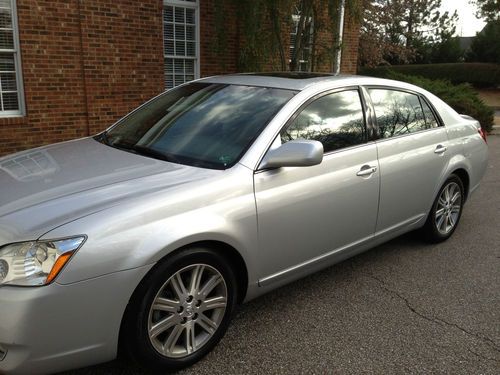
top-left (360, 63), bottom-right (500, 88)
top-left (361, 70), bottom-right (494, 132)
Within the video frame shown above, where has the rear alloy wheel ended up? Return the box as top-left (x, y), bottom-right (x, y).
top-left (123, 248), bottom-right (237, 372)
top-left (423, 175), bottom-right (464, 243)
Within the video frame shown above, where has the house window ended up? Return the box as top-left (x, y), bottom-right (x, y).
top-left (0, 0), bottom-right (23, 116)
top-left (289, 8), bottom-right (313, 72)
top-left (163, 0), bottom-right (199, 90)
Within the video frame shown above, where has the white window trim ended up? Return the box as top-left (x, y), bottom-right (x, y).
top-left (0, 0), bottom-right (25, 117)
top-left (163, 0), bottom-right (200, 89)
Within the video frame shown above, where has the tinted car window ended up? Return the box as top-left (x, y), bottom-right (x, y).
top-left (102, 83), bottom-right (295, 169)
top-left (369, 89), bottom-right (433, 138)
top-left (280, 90), bottom-right (366, 153)
top-left (421, 98), bottom-right (440, 128)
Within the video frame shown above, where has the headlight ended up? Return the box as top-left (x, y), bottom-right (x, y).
top-left (0, 236), bottom-right (85, 286)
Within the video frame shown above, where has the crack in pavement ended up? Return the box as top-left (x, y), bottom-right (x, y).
top-left (467, 348), bottom-right (500, 363)
top-left (360, 271), bottom-right (500, 360)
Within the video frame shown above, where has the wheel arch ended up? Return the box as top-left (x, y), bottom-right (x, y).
top-left (117, 239), bottom-right (249, 357)
top-left (117, 239), bottom-right (247, 366)
top-left (451, 168), bottom-right (470, 202)
top-left (167, 240), bottom-right (249, 304)
top-left (440, 152), bottom-right (472, 203)
top-left (423, 158), bottom-right (471, 225)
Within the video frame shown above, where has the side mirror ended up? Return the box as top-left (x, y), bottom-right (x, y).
top-left (259, 140), bottom-right (324, 169)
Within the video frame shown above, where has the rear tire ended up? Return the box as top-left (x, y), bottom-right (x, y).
top-left (121, 247), bottom-right (237, 372)
top-left (422, 174), bottom-right (464, 243)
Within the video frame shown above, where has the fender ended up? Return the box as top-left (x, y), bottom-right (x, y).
top-left (39, 165), bottom-right (260, 287)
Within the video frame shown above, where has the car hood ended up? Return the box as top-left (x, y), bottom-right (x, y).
top-left (0, 138), bottom-right (220, 244)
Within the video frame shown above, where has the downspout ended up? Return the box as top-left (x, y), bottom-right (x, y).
top-left (334, 0), bottom-right (346, 75)
top-left (77, 0), bottom-right (90, 136)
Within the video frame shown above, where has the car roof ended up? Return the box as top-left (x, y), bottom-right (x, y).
top-left (198, 72), bottom-right (464, 132)
top-left (199, 72), bottom-right (365, 91)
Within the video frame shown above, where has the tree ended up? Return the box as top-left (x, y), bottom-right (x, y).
top-left (288, 0), bottom-right (314, 71)
top-left (429, 32), bottom-right (463, 63)
top-left (467, 19), bottom-right (500, 63)
top-left (359, 0), bottom-right (458, 67)
top-left (359, 0), bottom-right (411, 66)
top-left (232, 0), bottom-right (363, 72)
top-left (470, 0), bottom-right (500, 21)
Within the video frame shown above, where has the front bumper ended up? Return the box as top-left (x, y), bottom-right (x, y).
top-left (0, 264), bottom-right (152, 374)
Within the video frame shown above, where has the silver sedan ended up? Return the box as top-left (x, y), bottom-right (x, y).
top-left (0, 73), bottom-right (488, 374)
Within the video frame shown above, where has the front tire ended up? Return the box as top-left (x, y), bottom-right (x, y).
top-left (122, 247), bottom-right (237, 372)
top-left (422, 174), bottom-right (464, 243)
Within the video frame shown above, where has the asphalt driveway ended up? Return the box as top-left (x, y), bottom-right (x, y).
top-left (63, 136), bottom-right (500, 375)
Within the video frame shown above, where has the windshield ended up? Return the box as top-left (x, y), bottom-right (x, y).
top-left (99, 82), bottom-right (296, 169)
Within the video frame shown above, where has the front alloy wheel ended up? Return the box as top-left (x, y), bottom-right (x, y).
top-left (148, 264), bottom-right (228, 358)
top-left (122, 248), bottom-right (237, 372)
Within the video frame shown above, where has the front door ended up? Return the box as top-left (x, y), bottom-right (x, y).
top-left (254, 88), bottom-right (380, 286)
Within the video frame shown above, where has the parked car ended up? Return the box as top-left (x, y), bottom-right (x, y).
top-left (0, 73), bottom-right (488, 374)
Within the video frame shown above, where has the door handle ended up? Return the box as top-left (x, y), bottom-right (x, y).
top-left (356, 165), bottom-right (377, 177)
top-left (434, 145), bottom-right (447, 154)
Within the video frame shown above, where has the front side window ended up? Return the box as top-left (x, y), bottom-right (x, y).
top-left (102, 83), bottom-right (295, 169)
top-left (0, 0), bottom-right (23, 116)
top-left (163, 0), bottom-right (198, 89)
top-left (280, 90), bottom-right (366, 153)
top-left (369, 89), bottom-right (437, 139)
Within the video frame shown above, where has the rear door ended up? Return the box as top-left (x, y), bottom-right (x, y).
top-left (366, 87), bottom-right (450, 233)
top-left (254, 88), bottom-right (380, 286)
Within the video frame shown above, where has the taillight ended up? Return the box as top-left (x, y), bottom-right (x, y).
top-left (478, 127), bottom-right (487, 143)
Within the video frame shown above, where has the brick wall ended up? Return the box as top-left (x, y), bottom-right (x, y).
top-left (79, 1), bottom-right (164, 135)
top-left (199, 0), bottom-right (239, 77)
top-left (0, 0), bottom-right (88, 155)
top-left (0, 0), bottom-right (361, 157)
top-left (340, 13), bottom-right (361, 75)
top-left (0, 0), bottom-right (164, 157)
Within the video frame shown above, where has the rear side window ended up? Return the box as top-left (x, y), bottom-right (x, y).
top-left (369, 89), bottom-right (437, 139)
top-left (420, 99), bottom-right (440, 128)
top-left (280, 89), bottom-right (366, 153)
